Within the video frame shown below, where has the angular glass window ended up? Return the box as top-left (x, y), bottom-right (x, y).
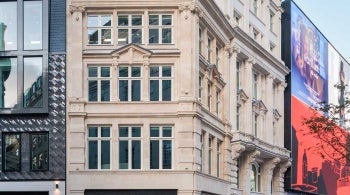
top-left (24, 1), bottom-right (43, 50)
top-left (0, 58), bottom-right (17, 108)
top-left (31, 133), bottom-right (49, 171)
top-left (3, 133), bottom-right (21, 171)
top-left (0, 2), bottom-right (17, 51)
top-left (24, 57), bottom-right (43, 108)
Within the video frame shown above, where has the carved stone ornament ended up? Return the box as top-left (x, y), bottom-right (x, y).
top-left (247, 150), bottom-right (260, 164)
top-left (69, 5), bottom-right (85, 14)
top-left (232, 144), bottom-right (246, 160)
top-left (266, 157), bottom-right (281, 175)
top-left (179, 3), bottom-right (204, 18)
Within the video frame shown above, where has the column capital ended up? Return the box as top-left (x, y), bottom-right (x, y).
top-left (247, 150), bottom-right (260, 164)
top-left (69, 5), bottom-right (85, 14)
top-left (232, 144), bottom-right (246, 160)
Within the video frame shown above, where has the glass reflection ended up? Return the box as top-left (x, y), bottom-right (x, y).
top-left (31, 133), bottom-right (48, 171)
top-left (23, 57), bottom-right (43, 108)
top-left (24, 1), bottom-right (42, 50)
top-left (4, 134), bottom-right (21, 171)
top-left (0, 2), bottom-right (17, 51)
top-left (0, 58), bottom-right (17, 108)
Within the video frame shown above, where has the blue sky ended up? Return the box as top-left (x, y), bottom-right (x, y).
top-left (292, 0), bottom-right (350, 62)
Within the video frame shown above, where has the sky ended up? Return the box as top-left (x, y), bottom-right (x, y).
top-left (292, 0), bottom-right (350, 62)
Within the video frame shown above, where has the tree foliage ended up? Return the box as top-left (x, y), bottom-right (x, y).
top-left (302, 99), bottom-right (350, 165)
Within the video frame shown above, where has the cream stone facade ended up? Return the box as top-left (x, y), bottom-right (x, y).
top-left (66, 0), bottom-right (291, 194)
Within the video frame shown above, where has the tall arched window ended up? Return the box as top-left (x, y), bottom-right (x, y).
top-left (250, 162), bottom-right (261, 192)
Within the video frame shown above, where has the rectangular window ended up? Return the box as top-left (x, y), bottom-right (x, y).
top-left (118, 66), bottom-right (141, 101)
top-left (149, 65), bottom-right (172, 101)
top-left (0, 0), bottom-right (48, 114)
top-left (253, 73), bottom-right (258, 99)
top-left (30, 133), bottom-right (48, 171)
top-left (23, 57), bottom-right (43, 108)
top-left (24, 1), bottom-right (43, 50)
top-left (215, 47), bottom-right (220, 67)
top-left (118, 15), bottom-right (143, 45)
top-left (150, 126), bottom-right (173, 169)
top-left (208, 136), bottom-right (212, 174)
top-left (149, 14), bottom-right (172, 44)
top-left (233, 11), bottom-right (241, 26)
top-left (216, 140), bottom-right (221, 177)
top-left (216, 90), bottom-right (220, 116)
top-left (254, 114), bottom-right (258, 137)
top-left (236, 105), bottom-right (240, 130)
top-left (207, 38), bottom-right (212, 62)
top-left (88, 126), bottom-right (111, 169)
top-left (207, 84), bottom-right (211, 110)
top-left (200, 131), bottom-right (205, 171)
top-left (253, 0), bottom-right (258, 15)
top-left (236, 61), bottom-right (240, 90)
top-left (119, 126), bottom-right (142, 169)
top-left (88, 66), bottom-right (111, 102)
top-left (0, 2), bottom-right (17, 51)
top-left (270, 11), bottom-right (274, 31)
top-left (3, 133), bottom-right (21, 171)
top-left (87, 15), bottom-right (112, 45)
top-left (199, 76), bottom-right (203, 102)
top-left (199, 28), bottom-right (203, 55)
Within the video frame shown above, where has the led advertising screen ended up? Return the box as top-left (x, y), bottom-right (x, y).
top-left (284, 1), bottom-right (350, 194)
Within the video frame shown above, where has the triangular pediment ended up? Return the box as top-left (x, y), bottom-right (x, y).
top-left (110, 44), bottom-right (152, 63)
top-left (237, 89), bottom-right (249, 103)
top-left (252, 99), bottom-right (268, 113)
top-left (273, 109), bottom-right (282, 120)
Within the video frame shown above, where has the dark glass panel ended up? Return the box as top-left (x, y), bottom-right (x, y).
top-left (4, 134), bottom-right (21, 171)
top-left (119, 140), bottom-right (128, 169)
top-left (88, 80), bottom-right (97, 101)
top-left (132, 140), bottom-right (141, 169)
top-left (131, 80), bottom-right (140, 101)
top-left (149, 29), bottom-right (159, 44)
top-left (101, 141), bottom-right (110, 169)
top-left (119, 80), bottom-right (128, 101)
top-left (150, 140), bottom-right (159, 169)
top-left (100, 80), bottom-right (110, 101)
top-left (162, 80), bottom-right (171, 101)
top-left (88, 141), bottom-right (98, 169)
top-left (23, 57), bottom-right (43, 107)
top-left (0, 58), bottom-right (17, 108)
top-left (162, 140), bottom-right (172, 169)
top-left (150, 80), bottom-right (159, 101)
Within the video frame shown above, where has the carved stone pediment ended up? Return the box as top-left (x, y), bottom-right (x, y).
top-left (110, 44), bottom-right (152, 63)
top-left (252, 99), bottom-right (268, 113)
top-left (273, 108), bottom-right (282, 120)
top-left (237, 89), bottom-right (248, 103)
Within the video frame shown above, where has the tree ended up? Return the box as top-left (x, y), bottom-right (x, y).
top-left (302, 98), bottom-right (350, 165)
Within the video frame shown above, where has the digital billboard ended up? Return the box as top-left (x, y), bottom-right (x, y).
top-left (283, 0), bottom-right (350, 194)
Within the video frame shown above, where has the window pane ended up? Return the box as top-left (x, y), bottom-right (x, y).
top-left (119, 67), bottom-right (128, 77)
top-left (150, 140), bottom-right (159, 169)
top-left (23, 57), bottom-right (43, 108)
top-left (149, 29), bottom-right (159, 44)
top-left (101, 29), bottom-right (111, 44)
top-left (88, 16), bottom-right (98, 27)
top-left (0, 2), bottom-right (17, 51)
top-left (100, 80), bottom-right (110, 101)
top-left (119, 127), bottom-right (128, 137)
top-left (101, 15), bottom-right (111, 26)
top-left (118, 15), bottom-right (128, 26)
top-left (162, 28), bottom-right (172, 44)
top-left (101, 141), bottom-right (110, 169)
top-left (162, 66), bottom-right (172, 77)
top-left (0, 58), bottom-right (17, 108)
top-left (88, 127), bottom-right (98, 137)
top-left (149, 15), bottom-right (159, 25)
top-left (24, 1), bottom-right (42, 50)
top-left (150, 80), bottom-right (159, 101)
top-left (131, 29), bottom-right (142, 43)
top-left (101, 127), bottom-right (110, 137)
top-left (162, 80), bottom-right (171, 101)
top-left (132, 127), bottom-right (141, 137)
top-left (100, 67), bottom-right (110, 77)
top-left (88, 67), bottom-right (98, 77)
top-left (150, 127), bottom-right (159, 137)
top-left (118, 29), bottom-right (128, 44)
top-left (88, 141), bottom-right (98, 169)
top-left (119, 140), bottom-right (128, 169)
top-left (132, 140), bottom-right (141, 169)
top-left (131, 67), bottom-right (140, 77)
top-left (119, 80), bottom-right (128, 101)
top-left (131, 80), bottom-right (140, 101)
top-left (88, 29), bottom-right (99, 44)
top-left (31, 133), bottom-right (48, 171)
top-left (132, 15), bottom-right (142, 26)
top-left (163, 127), bottom-right (172, 137)
top-left (88, 81), bottom-right (97, 101)
top-left (162, 15), bottom-right (172, 25)
top-left (4, 134), bottom-right (21, 171)
top-left (150, 66), bottom-right (159, 77)
top-left (163, 140), bottom-right (172, 169)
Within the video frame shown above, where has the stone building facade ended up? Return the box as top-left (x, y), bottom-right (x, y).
top-left (66, 0), bottom-right (290, 194)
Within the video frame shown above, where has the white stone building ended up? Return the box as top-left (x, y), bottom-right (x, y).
top-left (66, 0), bottom-right (291, 194)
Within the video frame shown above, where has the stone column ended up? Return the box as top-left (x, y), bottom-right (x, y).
top-left (243, 59), bottom-right (255, 135)
top-left (273, 161), bottom-right (291, 194)
top-left (231, 144), bottom-right (246, 189)
top-left (241, 150), bottom-right (260, 195)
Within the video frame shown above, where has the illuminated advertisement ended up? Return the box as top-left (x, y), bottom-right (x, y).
top-left (283, 0), bottom-right (350, 194)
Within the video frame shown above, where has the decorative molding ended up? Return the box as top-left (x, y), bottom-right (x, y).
top-left (232, 144), bottom-right (246, 160)
top-left (247, 150), bottom-right (260, 164)
top-left (266, 157), bottom-right (281, 175)
top-left (69, 5), bottom-right (85, 14)
top-left (179, 3), bottom-right (204, 19)
top-left (278, 161), bottom-right (292, 177)
top-left (273, 109), bottom-right (282, 120)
